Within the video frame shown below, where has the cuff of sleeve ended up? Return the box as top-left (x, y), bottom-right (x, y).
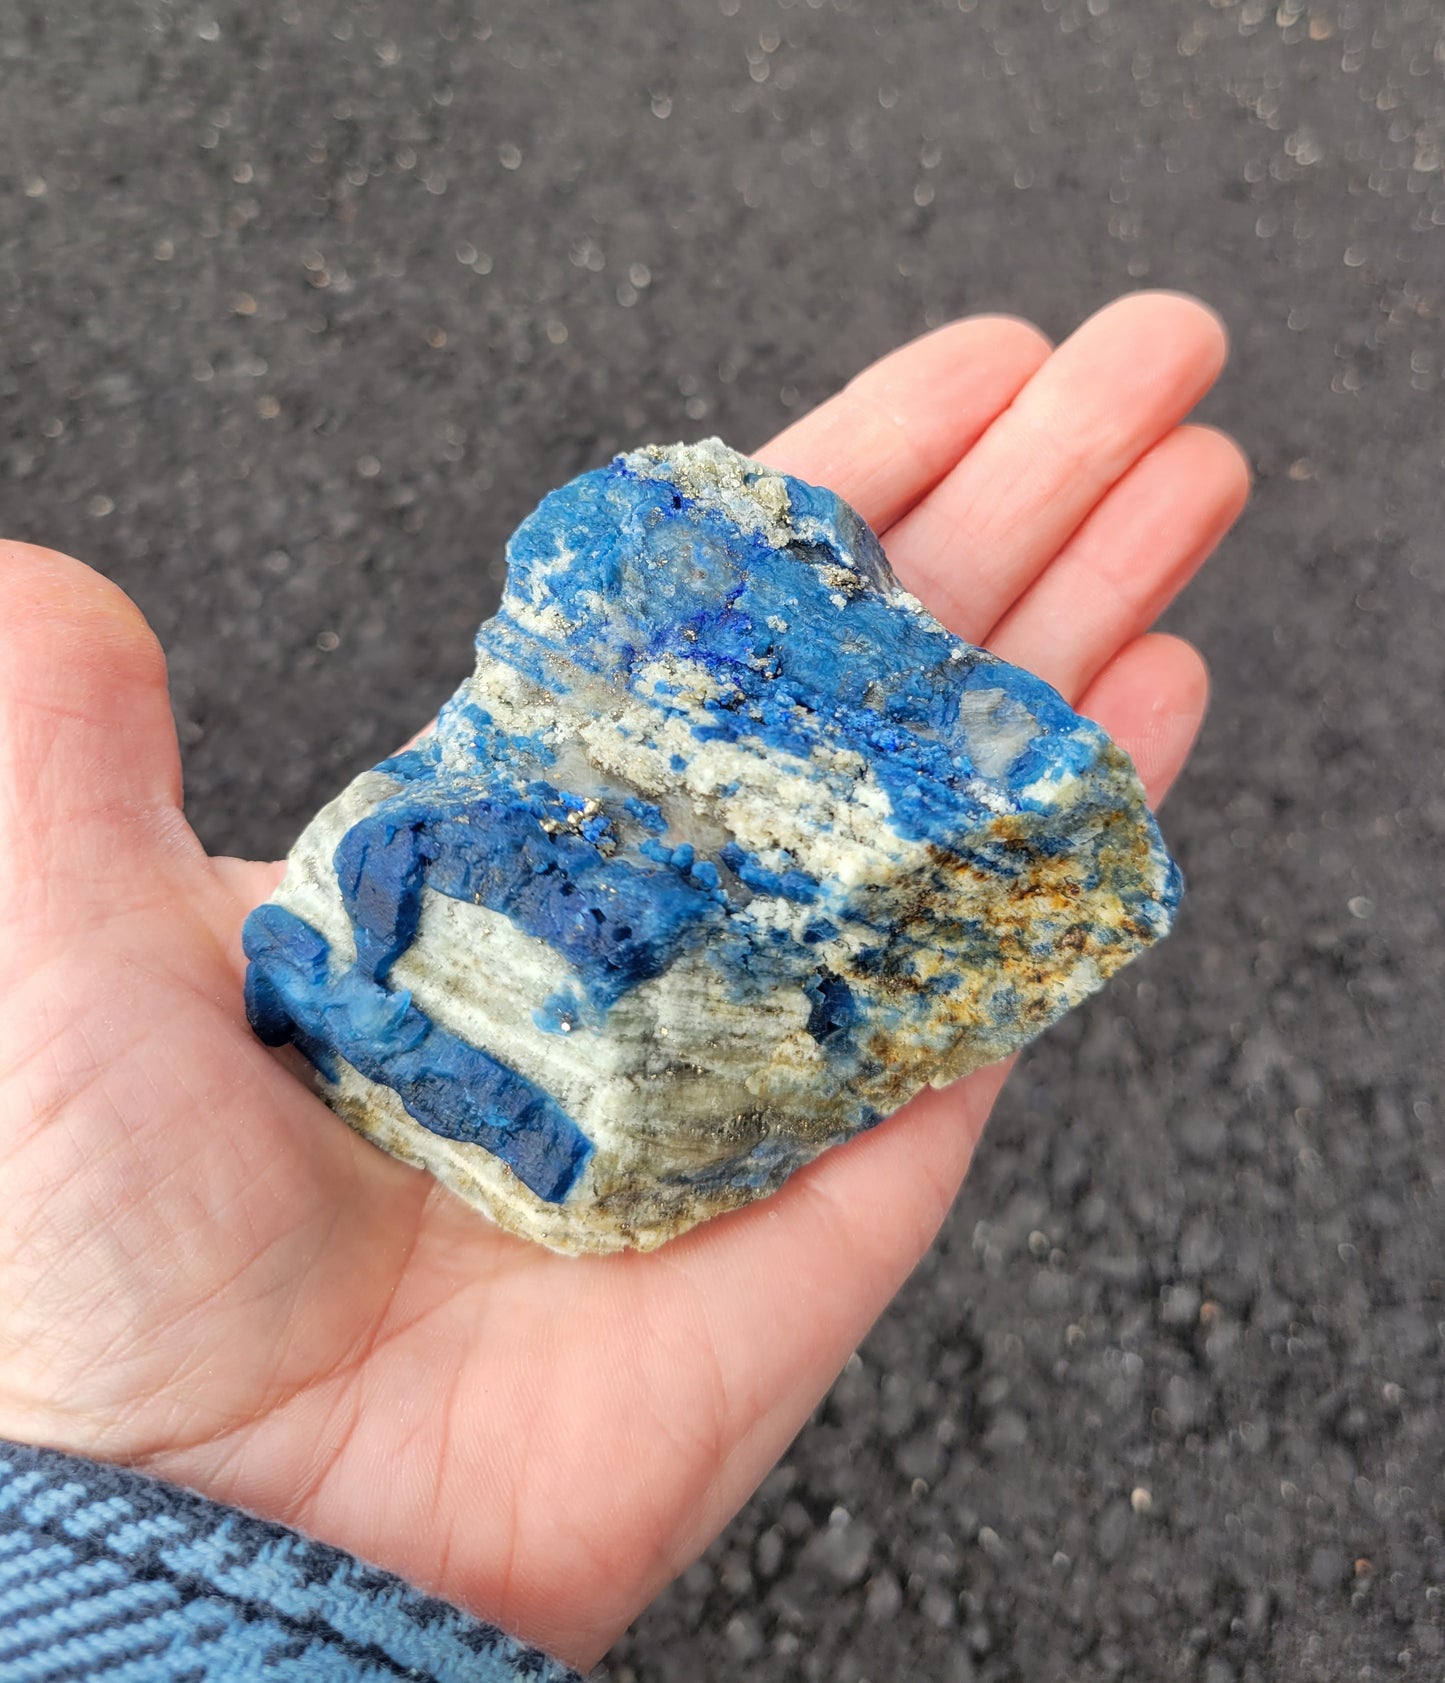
top-left (0, 1439), bottom-right (584, 1682)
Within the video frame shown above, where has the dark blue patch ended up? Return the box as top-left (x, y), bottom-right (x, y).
top-left (1160, 856), bottom-right (1186, 916)
top-left (242, 904), bottom-right (592, 1203)
top-left (803, 969), bottom-right (859, 1047)
top-left (719, 841), bottom-right (820, 903)
top-left (333, 813), bottom-right (432, 984)
top-left (334, 783), bottom-right (723, 1007)
top-left (372, 747), bottom-right (434, 783)
top-left (622, 794), bottom-right (668, 833)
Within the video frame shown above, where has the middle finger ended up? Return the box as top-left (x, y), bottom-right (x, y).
top-left (881, 291), bottom-right (1228, 644)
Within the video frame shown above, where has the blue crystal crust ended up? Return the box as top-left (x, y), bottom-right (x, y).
top-left (243, 904), bottom-right (592, 1202)
top-left (242, 440), bottom-right (1181, 1253)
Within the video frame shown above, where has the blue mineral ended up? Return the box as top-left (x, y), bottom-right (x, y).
top-left (243, 440), bottom-right (1181, 1253)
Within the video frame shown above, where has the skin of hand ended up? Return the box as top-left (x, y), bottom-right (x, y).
top-left (0, 293), bottom-right (1248, 1669)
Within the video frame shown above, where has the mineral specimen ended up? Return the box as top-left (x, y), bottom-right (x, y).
top-left (243, 439), bottom-right (1181, 1253)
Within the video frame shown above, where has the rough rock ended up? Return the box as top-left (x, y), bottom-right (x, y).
top-left (242, 440), bottom-right (1180, 1252)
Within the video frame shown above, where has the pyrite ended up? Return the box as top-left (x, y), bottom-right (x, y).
top-left (243, 441), bottom-right (1181, 1253)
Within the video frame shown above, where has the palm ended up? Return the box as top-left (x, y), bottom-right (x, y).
top-left (0, 295), bottom-right (1246, 1670)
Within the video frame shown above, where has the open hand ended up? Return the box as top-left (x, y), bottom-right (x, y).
top-left (0, 292), bottom-right (1247, 1669)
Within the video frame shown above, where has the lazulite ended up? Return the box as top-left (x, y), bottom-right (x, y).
top-left (243, 440), bottom-right (1181, 1253)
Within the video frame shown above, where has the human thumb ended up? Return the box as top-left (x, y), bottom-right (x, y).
top-left (0, 541), bottom-right (196, 941)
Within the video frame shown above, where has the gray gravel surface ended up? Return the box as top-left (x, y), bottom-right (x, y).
top-left (2, 1), bottom-right (1442, 1679)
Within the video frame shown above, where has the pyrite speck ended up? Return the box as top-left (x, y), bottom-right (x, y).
top-left (243, 440), bottom-right (1181, 1252)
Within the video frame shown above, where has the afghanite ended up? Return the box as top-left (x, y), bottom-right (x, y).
top-left (243, 440), bottom-right (1181, 1253)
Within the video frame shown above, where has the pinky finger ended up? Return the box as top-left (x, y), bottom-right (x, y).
top-left (1077, 632), bottom-right (1210, 810)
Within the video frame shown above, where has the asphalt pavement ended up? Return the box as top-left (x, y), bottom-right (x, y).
top-left (2, 1), bottom-right (1441, 1678)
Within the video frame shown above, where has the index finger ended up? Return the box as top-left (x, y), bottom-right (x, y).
top-left (757, 315), bottom-right (1052, 532)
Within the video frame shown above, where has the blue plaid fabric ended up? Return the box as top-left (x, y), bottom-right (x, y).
top-left (0, 1442), bottom-right (582, 1681)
